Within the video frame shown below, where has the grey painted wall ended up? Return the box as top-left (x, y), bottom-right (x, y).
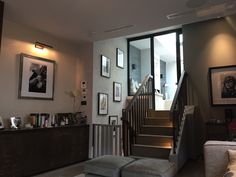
top-left (92, 38), bottom-right (127, 124)
top-left (141, 49), bottom-right (151, 80)
top-left (160, 60), bottom-right (166, 94)
top-left (183, 15), bottom-right (236, 123)
top-left (130, 45), bottom-right (141, 83)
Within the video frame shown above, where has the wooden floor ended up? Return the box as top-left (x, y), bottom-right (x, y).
top-left (33, 162), bottom-right (85, 177)
top-left (175, 158), bottom-right (205, 177)
top-left (33, 157), bottom-right (205, 177)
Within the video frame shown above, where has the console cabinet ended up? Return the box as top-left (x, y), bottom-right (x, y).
top-left (0, 125), bottom-right (89, 177)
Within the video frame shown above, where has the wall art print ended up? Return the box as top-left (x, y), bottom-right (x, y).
top-left (209, 65), bottom-right (236, 106)
top-left (19, 53), bottom-right (55, 100)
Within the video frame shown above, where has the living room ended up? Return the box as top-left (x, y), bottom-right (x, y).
top-left (0, 0), bottom-right (236, 177)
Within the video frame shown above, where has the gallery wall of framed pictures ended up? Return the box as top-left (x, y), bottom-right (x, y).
top-left (98, 47), bottom-right (125, 118)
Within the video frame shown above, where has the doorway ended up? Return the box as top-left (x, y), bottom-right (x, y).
top-left (128, 30), bottom-right (183, 110)
top-left (154, 32), bottom-right (183, 110)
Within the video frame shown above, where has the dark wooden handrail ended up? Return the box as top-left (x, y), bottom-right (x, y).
top-left (122, 74), bottom-right (154, 156)
top-left (170, 71), bottom-right (188, 153)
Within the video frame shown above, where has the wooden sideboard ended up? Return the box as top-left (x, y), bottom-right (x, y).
top-left (0, 125), bottom-right (89, 177)
top-left (206, 122), bottom-right (228, 141)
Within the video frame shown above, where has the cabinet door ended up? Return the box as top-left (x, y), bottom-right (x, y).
top-left (0, 133), bottom-right (25, 177)
top-left (49, 128), bottom-right (71, 168)
top-left (70, 126), bottom-right (89, 163)
top-left (22, 131), bottom-right (51, 176)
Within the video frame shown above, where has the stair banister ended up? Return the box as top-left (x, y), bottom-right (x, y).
top-left (170, 71), bottom-right (188, 153)
top-left (122, 74), bottom-right (154, 156)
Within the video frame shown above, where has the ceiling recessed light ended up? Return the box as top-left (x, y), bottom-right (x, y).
top-left (104, 25), bottom-right (134, 33)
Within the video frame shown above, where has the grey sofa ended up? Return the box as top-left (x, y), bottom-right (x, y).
top-left (204, 141), bottom-right (236, 177)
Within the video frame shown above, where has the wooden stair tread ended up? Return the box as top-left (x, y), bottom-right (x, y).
top-left (145, 117), bottom-right (171, 120)
top-left (137, 134), bottom-right (172, 138)
top-left (142, 125), bottom-right (173, 128)
top-left (133, 144), bottom-right (172, 149)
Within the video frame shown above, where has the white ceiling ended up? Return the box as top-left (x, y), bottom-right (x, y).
top-left (3, 0), bottom-right (236, 44)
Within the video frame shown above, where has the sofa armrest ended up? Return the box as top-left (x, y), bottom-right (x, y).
top-left (204, 141), bottom-right (236, 177)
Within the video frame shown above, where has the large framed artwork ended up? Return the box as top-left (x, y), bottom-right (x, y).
top-left (113, 82), bottom-right (122, 102)
top-left (209, 65), bottom-right (236, 106)
top-left (18, 53), bottom-right (55, 100)
top-left (116, 48), bottom-right (124, 69)
top-left (98, 93), bottom-right (108, 115)
top-left (101, 55), bottom-right (110, 78)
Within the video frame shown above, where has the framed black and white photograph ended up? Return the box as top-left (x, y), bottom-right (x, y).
top-left (98, 93), bottom-right (108, 115)
top-left (209, 65), bottom-right (236, 106)
top-left (101, 55), bottom-right (110, 78)
top-left (0, 116), bottom-right (4, 129)
top-left (116, 48), bottom-right (124, 68)
top-left (18, 53), bottom-right (55, 100)
top-left (109, 115), bottom-right (118, 125)
top-left (113, 82), bottom-right (122, 102)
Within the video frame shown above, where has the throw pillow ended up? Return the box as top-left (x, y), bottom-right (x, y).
top-left (223, 149), bottom-right (236, 177)
top-left (228, 149), bottom-right (236, 171)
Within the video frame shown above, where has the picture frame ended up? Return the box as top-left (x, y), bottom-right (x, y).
top-left (109, 115), bottom-right (118, 125)
top-left (209, 65), bottom-right (236, 106)
top-left (98, 93), bottom-right (108, 115)
top-left (0, 116), bottom-right (4, 129)
top-left (116, 48), bottom-right (124, 68)
top-left (10, 117), bottom-right (21, 129)
top-left (19, 53), bottom-right (55, 100)
top-left (101, 55), bottom-right (110, 78)
top-left (113, 82), bottom-right (122, 102)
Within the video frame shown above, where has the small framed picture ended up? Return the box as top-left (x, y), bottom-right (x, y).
top-left (116, 48), bottom-right (124, 68)
top-left (0, 116), bottom-right (4, 129)
top-left (101, 55), bottom-right (111, 78)
top-left (113, 82), bottom-right (122, 102)
top-left (10, 117), bottom-right (21, 129)
top-left (109, 115), bottom-right (118, 125)
top-left (98, 93), bottom-right (108, 115)
top-left (18, 53), bottom-right (55, 100)
top-left (209, 65), bottom-right (236, 106)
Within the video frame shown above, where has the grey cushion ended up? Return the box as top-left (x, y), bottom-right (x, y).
top-left (122, 158), bottom-right (176, 177)
top-left (84, 155), bottom-right (135, 177)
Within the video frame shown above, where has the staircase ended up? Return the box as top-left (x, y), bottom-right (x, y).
top-left (122, 72), bottom-right (188, 161)
top-left (131, 110), bottom-right (173, 159)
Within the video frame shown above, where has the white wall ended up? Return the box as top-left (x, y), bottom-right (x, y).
top-left (0, 19), bottom-right (93, 127)
top-left (77, 42), bottom-right (93, 123)
top-left (166, 61), bottom-right (177, 100)
top-left (183, 15), bottom-right (236, 122)
top-left (92, 38), bottom-right (127, 124)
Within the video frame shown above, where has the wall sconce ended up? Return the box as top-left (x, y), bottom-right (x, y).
top-left (35, 42), bottom-right (53, 50)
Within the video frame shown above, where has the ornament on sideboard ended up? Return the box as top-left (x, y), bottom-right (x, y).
top-left (225, 108), bottom-right (233, 123)
top-left (74, 111), bottom-right (87, 125)
top-left (0, 116), bottom-right (4, 130)
top-left (65, 89), bottom-right (81, 113)
top-left (10, 117), bottom-right (22, 129)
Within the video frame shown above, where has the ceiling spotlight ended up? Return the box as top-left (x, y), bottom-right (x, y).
top-left (35, 42), bottom-right (53, 50)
